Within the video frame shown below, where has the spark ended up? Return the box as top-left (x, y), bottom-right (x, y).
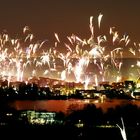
top-left (137, 61), bottom-right (140, 67)
top-left (89, 16), bottom-right (94, 37)
top-left (23, 26), bottom-right (30, 34)
top-left (61, 70), bottom-right (66, 81)
top-left (98, 13), bottom-right (103, 29)
top-left (129, 47), bottom-right (135, 55)
top-left (84, 76), bottom-right (90, 90)
top-left (54, 33), bottom-right (60, 43)
top-left (116, 117), bottom-right (127, 140)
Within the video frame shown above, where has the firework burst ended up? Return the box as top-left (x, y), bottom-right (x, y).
top-left (0, 14), bottom-right (139, 87)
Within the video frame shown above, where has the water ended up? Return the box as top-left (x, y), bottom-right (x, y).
top-left (9, 98), bottom-right (140, 114)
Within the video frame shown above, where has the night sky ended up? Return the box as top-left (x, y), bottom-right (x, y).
top-left (0, 0), bottom-right (140, 42)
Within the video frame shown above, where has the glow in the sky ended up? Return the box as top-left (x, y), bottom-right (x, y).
top-left (0, 14), bottom-right (140, 86)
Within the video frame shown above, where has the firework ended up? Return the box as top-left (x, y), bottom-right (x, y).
top-left (116, 117), bottom-right (127, 140)
top-left (0, 14), bottom-right (139, 86)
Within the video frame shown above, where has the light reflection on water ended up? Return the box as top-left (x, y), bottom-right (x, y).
top-left (9, 99), bottom-right (140, 114)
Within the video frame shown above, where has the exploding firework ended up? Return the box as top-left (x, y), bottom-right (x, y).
top-left (0, 14), bottom-right (139, 87)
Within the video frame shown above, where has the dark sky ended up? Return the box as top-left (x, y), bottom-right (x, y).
top-left (0, 0), bottom-right (140, 42)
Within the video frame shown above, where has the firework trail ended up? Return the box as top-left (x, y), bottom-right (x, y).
top-left (116, 117), bottom-right (127, 140)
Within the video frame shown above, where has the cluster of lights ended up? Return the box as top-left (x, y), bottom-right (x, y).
top-left (0, 14), bottom-right (140, 90)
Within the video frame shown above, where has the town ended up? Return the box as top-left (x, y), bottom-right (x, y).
top-left (0, 77), bottom-right (140, 140)
top-left (0, 76), bottom-right (140, 100)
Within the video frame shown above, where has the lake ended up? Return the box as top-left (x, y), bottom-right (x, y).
top-left (9, 98), bottom-right (140, 114)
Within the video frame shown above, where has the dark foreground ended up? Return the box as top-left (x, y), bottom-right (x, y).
top-left (0, 99), bottom-right (140, 140)
top-left (0, 125), bottom-right (140, 140)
